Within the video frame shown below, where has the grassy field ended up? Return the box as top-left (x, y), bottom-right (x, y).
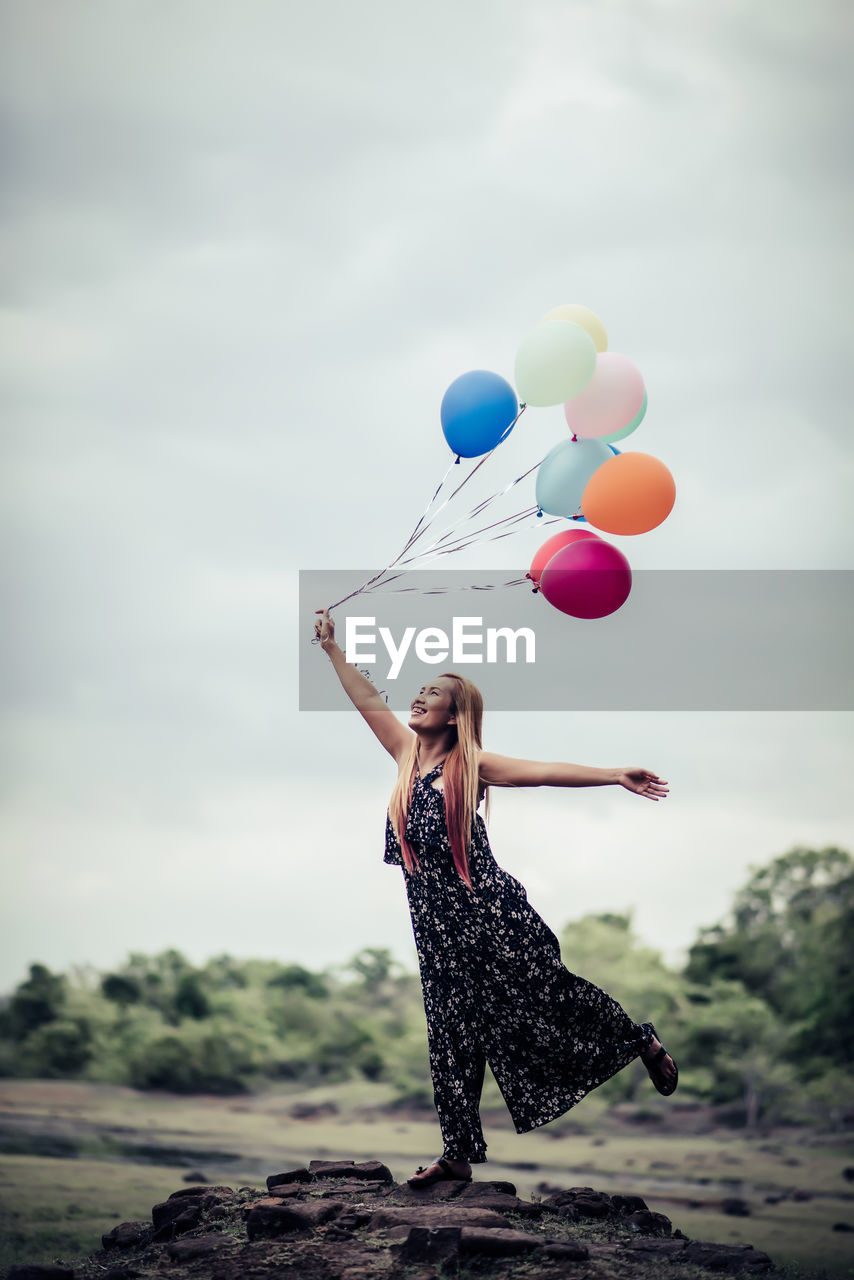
top-left (0, 1078), bottom-right (852, 1276)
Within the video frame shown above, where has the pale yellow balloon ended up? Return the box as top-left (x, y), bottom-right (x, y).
top-left (539, 304), bottom-right (608, 353)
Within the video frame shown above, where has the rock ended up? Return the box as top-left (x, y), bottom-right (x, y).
top-left (611, 1193), bottom-right (649, 1214)
top-left (288, 1101), bottom-right (339, 1118)
top-left (397, 1176), bottom-right (517, 1204)
top-left (625, 1238), bottom-right (689, 1256)
top-left (151, 1198), bottom-right (202, 1241)
top-left (101, 1221), bottom-right (151, 1251)
top-left (325, 1226), bottom-right (357, 1241)
top-left (456, 1190), bottom-right (542, 1218)
top-left (791, 1188), bottom-right (812, 1201)
top-left (166, 1184), bottom-right (234, 1202)
top-left (538, 1240), bottom-right (590, 1260)
top-left (243, 1196), bottom-right (300, 1213)
top-left (164, 1186), bottom-right (235, 1226)
top-left (833, 1222), bottom-right (854, 1232)
top-left (466, 1179), bottom-right (517, 1196)
top-left (572, 1194), bottom-right (612, 1218)
top-left (317, 1178), bottom-right (392, 1198)
top-left (625, 1210), bottom-right (672, 1236)
top-left (165, 1234), bottom-right (234, 1262)
top-left (395, 1179), bottom-right (469, 1203)
top-left (181, 1170), bottom-right (208, 1182)
top-left (370, 1205), bottom-right (511, 1231)
top-left (266, 1167), bottom-right (312, 1189)
top-left (396, 1226), bottom-right (462, 1265)
top-left (722, 1197), bottom-right (752, 1216)
top-left (843, 1166), bottom-right (854, 1181)
top-left (683, 1240), bottom-right (773, 1271)
top-left (246, 1199), bottom-right (344, 1239)
top-left (308, 1158), bottom-right (393, 1182)
top-left (337, 1208), bottom-right (373, 1230)
top-left (459, 1226), bottom-right (541, 1256)
top-left (542, 1186), bottom-right (613, 1218)
top-left (6, 1269), bottom-right (75, 1280)
top-left (151, 1199), bottom-right (185, 1230)
top-left (259, 1182), bottom-right (304, 1198)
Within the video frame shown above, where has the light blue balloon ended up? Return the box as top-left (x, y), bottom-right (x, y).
top-left (601, 390), bottom-right (647, 444)
top-left (440, 370), bottom-right (519, 458)
top-left (536, 437), bottom-right (613, 518)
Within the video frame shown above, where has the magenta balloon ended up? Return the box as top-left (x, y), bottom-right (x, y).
top-left (539, 538), bottom-right (632, 619)
top-left (564, 352), bottom-right (645, 440)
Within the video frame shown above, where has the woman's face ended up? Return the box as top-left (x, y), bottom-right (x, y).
top-left (409, 678), bottom-right (457, 733)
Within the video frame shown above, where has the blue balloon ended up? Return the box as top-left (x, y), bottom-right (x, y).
top-left (441, 371), bottom-right (519, 458)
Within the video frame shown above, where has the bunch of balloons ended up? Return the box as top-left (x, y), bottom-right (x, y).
top-left (438, 303), bottom-right (675, 620)
top-left (331, 304), bottom-right (674, 624)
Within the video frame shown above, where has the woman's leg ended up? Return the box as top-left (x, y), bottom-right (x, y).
top-left (428, 1010), bottom-right (488, 1163)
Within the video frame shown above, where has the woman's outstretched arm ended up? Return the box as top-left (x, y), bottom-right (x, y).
top-left (314, 608), bottom-right (413, 762)
top-left (478, 751), bottom-right (669, 801)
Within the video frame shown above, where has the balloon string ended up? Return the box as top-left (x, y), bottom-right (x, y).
top-left (324, 405), bottom-right (527, 612)
top-left (364, 576), bottom-right (530, 596)
top-left (403, 443), bottom-right (549, 563)
top-left (356, 508), bottom-right (564, 584)
top-left (395, 453), bottom-right (459, 558)
top-left (398, 404), bottom-right (527, 559)
top-left (401, 506), bottom-right (540, 564)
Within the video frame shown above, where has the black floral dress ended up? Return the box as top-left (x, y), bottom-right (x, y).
top-left (384, 760), bottom-right (654, 1163)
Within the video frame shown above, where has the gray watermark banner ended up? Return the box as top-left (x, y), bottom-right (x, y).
top-left (299, 570), bottom-right (853, 711)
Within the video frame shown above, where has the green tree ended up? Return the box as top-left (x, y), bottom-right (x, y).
top-left (19, 1018), bottom-right (93, 1076)
top-left (4, 964), bottom-right (66, 1039)
top-left (685, 846), bottom-right (853, 1070)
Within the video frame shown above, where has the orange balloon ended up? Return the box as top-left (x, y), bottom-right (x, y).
top-left (581, 452), bottom-right (675, 535)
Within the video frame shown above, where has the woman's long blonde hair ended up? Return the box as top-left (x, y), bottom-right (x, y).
top-left (388, 673), bottom-right (489, 890)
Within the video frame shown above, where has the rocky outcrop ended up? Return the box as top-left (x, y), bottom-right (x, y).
top-left (4, 1153), bottom-right (775, 1280)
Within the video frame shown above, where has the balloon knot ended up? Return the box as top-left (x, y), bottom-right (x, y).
top-left (571, 433), bottom-right (578, 442)
top-left (531, 587), bottom-right (539, 594)
top-left (454, 455), bottom-right (461, 465)
top-left (536, 509), bottom-right (543, 518)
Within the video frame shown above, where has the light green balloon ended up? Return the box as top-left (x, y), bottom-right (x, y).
top-left (515, 321), bottom-right (597, 407)
top-left (601, 390), bottom-right (648, 444)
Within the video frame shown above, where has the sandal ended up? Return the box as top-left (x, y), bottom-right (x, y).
top-left (640, 1021), bottom-right (678, 1096)
top-left (406, 1156), bottom-right (473, 1188)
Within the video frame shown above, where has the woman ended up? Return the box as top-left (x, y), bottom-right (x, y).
top-left (314, 607), bottom-right (677, 1187)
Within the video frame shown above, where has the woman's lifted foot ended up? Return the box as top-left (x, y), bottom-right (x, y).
top-left (641, 1029), bottom-right (678, 1096)
top-left (407, 1155), bottom-right (472, 1187)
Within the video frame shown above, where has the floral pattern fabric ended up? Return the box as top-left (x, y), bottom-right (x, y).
top-left (385, 760), bottom-right (654, 1163)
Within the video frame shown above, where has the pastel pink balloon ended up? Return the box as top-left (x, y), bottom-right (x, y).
top-left (528, 528), bottom-right (599, 587)
top-left (564, 352), bottom-right (645, 440)
top-left (539, 538), bottom-right (632, 619)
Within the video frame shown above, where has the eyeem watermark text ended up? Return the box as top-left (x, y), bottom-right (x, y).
top-left (345, 615), bottom-right (537, 680)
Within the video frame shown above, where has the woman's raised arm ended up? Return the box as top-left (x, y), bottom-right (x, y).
top-left (315, 608), bottom-right (414, 763)
top-left (478, 751), bottom-right (669, 800)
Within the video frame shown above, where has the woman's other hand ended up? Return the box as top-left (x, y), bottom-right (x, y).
top-left (314, 607), bottom-right (335, 649)
top-left (617, 769), bottom-right (669, 801)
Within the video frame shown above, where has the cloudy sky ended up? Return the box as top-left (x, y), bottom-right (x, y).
top-left (1, 0), bottom-right (852, 994)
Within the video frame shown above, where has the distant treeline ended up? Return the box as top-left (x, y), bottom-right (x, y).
top-left (1, 846), bottom-right (851, 1128)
